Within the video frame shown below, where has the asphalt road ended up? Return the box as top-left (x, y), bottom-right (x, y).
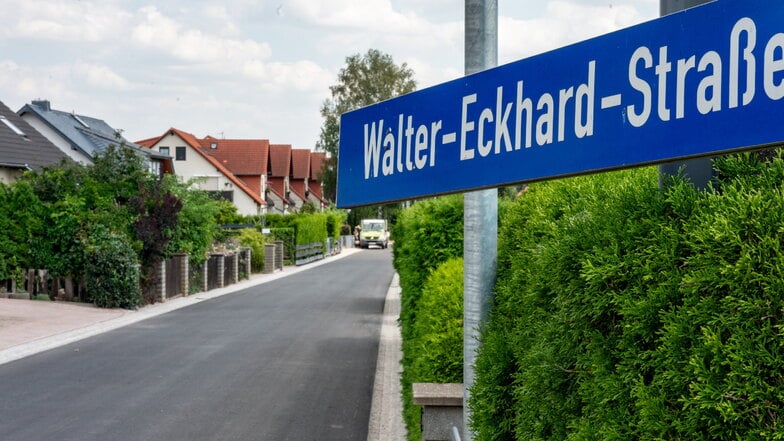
top-left (0, 248), bottom-right (395, 441)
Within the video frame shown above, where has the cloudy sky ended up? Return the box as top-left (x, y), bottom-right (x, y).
top-left (0, 0), bottom-right (658, 149)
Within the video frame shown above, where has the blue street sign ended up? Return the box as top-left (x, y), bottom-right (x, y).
top-left (337, 0), bottom-right (784, 207)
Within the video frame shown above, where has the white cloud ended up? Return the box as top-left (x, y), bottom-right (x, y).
top-left (72, 62), bottom-right (133, 91)
top-left (500, 0), bottom-right (650, 63)
top-left (131, 6), bottom-right (272, 64)
top-left (1, 0), bottom-right (131, 42)
top-left (285, 0), bottom-right (429, 33)
top-left (0, 60), bottom-right (72, 107)
top-left (243, 60), bottom-right (333, 93)
top-left (0, 0), bottom-right (661, 151)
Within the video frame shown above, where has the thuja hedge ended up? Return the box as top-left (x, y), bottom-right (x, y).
top-left (392, 194), bottom-right (464, 441)
top-left (470, 153), bottom-right (784, 440)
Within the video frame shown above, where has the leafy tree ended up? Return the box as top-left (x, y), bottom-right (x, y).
top-left (130, 179), bottom-right (183, 268)
top-left (0, 181), bottom-right (44, 278)
top-left (316, 48), bottom-right (417, 202)
top-left (164, 176), bottom-right (221, 265)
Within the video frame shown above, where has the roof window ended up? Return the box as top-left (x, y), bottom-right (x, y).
top-left (0, 116), bottom-right (26, 136)
top-left (72, 113), bottom-right (90, 128)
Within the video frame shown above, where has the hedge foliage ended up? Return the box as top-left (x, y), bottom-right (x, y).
top-left (410, 257), bottom-right (464, 383)
top-left (85, 228), bottom-right (141, 309)
top-left (0, 147), bottom-right (224, 307)
top-left (392, 194), bottom-right (464, 441)
top-left (295, 214), bottom-right (328, 246)
top-left (236, 228), bottom-right (266, 273)
top-left (470, 153), bottom-right (784, 440)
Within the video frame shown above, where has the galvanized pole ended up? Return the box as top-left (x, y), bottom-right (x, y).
top-left (658, 0), bottom-right (714, 189)
top-left (463, 1), bottom-right (497, 440)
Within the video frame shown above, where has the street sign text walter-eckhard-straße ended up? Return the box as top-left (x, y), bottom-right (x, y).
top-left (337, 0), bottom-right (784, 207)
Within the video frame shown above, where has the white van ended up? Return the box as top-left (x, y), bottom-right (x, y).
top-left (359, 219), bottom-right (388, 249)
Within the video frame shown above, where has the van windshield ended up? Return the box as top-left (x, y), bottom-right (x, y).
top-left (362, 222), bottom-right (385, 232)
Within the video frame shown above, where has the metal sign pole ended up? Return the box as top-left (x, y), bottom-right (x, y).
top-left (658, 0), bottom-right (714, 189)
top-left (463, 1), bottom-right (497, 440)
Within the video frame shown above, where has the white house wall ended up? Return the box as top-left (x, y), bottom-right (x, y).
top-left (0, 167), bottom-right (22, 184)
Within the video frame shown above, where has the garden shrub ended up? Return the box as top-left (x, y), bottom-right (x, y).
top-left (236, 228), bottom-right (265, 273)
top-left (85, 228), bottom-right (141, 309)
top-left (470, 153), bottom-right (784, 440)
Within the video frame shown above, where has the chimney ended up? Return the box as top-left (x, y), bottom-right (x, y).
top-left (31, 100), bottom-right (51, 111)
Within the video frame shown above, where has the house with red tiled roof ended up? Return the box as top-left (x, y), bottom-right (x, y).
top-left (136, 128), bottom-right (269, 216)
top-left (268, 144), bottom-right (304, 213)
top-left (309, 152), bottom-right (327, 206)
top-left (195, 136), bottom-right (290, 213)
top-left (198, 136), bottom-right (268, 196)
top-left (290, 148), bottom-right (325, 209)
top-left (290, 148), bottom-right (311, 209)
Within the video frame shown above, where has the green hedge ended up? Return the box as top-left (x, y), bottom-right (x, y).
top-left (326, 210), bottom-right (346, 242)
top-left (85, 228), bottom-right (141, 309)
top-left (295, 213), bottom-right (328, 245)
top-left (392, 195), bottom-right (464, 441)
top-left (470, 153), bottom-right (784, 440)
top-left (410, 257), bottom-right (464, 383)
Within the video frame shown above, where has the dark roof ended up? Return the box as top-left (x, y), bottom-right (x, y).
top-left (0, 100), bottom-right (68, 170)
top-left (17, 100), bottom-right (166, 163)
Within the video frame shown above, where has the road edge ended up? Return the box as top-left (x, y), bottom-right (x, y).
top-left (367, 272), bottom-right (406, 441)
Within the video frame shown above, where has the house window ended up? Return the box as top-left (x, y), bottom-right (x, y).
top-left (159, 146), bottom-right (170, 156)
top-left (175, 146), bottom-right (186, 161)
top-left (0, 116), bottom-right (25, 136)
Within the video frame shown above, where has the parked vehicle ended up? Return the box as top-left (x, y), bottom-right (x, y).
top-left (359, 219), bottom-right (388, 249)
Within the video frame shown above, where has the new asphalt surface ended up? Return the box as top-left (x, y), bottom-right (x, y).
top-left (0, 249), bottom-right (405, 441)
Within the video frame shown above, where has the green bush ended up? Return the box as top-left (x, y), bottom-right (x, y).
top-left (471, 153), bottom-right (784, 440)
top-left (85, 229), bottom-right (141, 309)
top-left (410, 257), bottom-right (463, 383)
top-left (236, 228), bottom-right (266, 273)
top-left (392, 195), bottom-right (464, 441)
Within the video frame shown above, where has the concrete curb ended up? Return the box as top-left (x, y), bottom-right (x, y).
top-left (367, 273), bottom-right (406, 441)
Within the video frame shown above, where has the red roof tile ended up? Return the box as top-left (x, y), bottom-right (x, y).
top-left (269, 144), bottom-right (292, 177)
top-left (139, 128), bottom-right (265, 207)
top-left (197, 138), bottom-right (269, 176)
top-left (310, 152), bottom-right (326, 180)
top-left (290, 149), bottom-right (311, 179)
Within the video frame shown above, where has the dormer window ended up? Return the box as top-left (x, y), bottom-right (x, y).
top-left (210, 142), bottom-right (218, 149)
top-left (0, 116), bottom-right (25, 136)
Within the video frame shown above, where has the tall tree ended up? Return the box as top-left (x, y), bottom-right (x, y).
top-left (316, 49), bottom-right (417, 203)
